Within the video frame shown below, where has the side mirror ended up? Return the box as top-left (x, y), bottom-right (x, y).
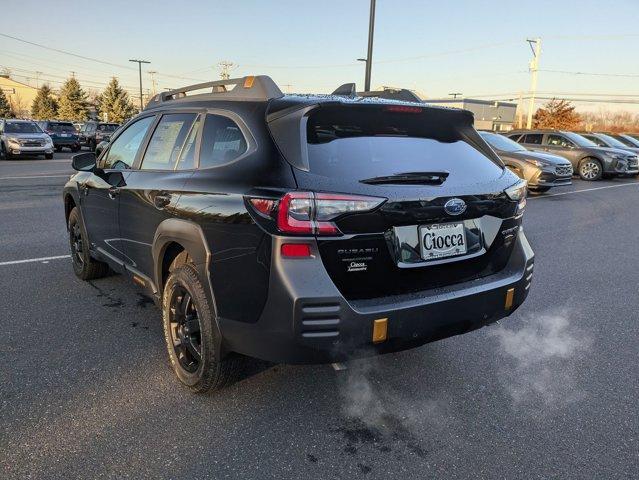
top-left (72, 152), bottom-right (97, 171)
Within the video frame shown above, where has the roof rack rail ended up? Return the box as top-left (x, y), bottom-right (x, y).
top-left (145, 75), bottom-right (284, 109)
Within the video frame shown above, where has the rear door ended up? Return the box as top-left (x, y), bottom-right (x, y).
top-left (268, 102), bottom-right (521, 299)
top-left (117, 111), bottom-right (201, 278)
top-left (544, 133), bottom-right (580, 166)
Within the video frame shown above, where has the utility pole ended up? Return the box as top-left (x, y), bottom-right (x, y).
top-left (526, 38), bottom-right (541, 129)
top-left (448, 92), bottom-right (463, 99)
top-left (129, 59), bottom-right (150, 110)
top-left (34, 71), bottom-right (42, 89)
top-left (364, 0), bottom-right (376, 92)
top-left (148, 71), bottom-right (158, 96)
top-left (217, 61), bottom-right (237, 80)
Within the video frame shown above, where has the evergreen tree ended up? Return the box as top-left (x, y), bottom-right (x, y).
top-left (533, 99), bottom-right (582, 130)
top-left (0, 88), bottom-right (13, 118)
top-left (30, 84), bottom-right (58, 120)
top-left (57, 77), bottom-right (89, 121)
top-left (98, 78), bottom-right (136, 123)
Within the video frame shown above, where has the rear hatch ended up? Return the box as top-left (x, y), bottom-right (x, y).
top-left (267, 100), bottom-right (522, 300)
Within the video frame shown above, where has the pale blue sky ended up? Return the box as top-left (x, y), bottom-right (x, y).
top-left (1, 0), bottom-right (638, 112)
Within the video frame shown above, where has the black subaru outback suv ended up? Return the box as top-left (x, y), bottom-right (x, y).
top-left (63, 76), bottom-right (534, 391)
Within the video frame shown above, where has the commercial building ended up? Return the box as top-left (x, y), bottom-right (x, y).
top-left (424, 98), bottom-right (518, 131)
top-left (0, 75), bottom-right (39, 118)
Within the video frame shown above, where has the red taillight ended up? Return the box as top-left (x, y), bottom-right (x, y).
top-left (281, 243), bottom-right (312, 257)
top-left (384, 105), bottom-right (423, 114)
top-left (276, 191), bottom-right (384, 236)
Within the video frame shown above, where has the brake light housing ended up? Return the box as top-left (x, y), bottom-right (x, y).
top-left (248, 191), bottom-right (385, 236)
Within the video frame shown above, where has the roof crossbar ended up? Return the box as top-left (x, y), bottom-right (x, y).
top-left (147, 75), bottom-right (284, 107)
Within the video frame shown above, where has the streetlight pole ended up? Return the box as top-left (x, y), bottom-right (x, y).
top-left (364, 0), bottom-right (376, 92)
top-left (129, 59), bottom-right (150, 110)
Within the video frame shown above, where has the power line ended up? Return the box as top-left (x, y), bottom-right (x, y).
top-left (539, 69), bottom-right (639, 78)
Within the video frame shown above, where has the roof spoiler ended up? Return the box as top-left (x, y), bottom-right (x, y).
top-left (359, 88), bottom-right (423, 103)
top-left (331, 83), bottom-right (357, 97)
top-left (145, 75), bottom-right (284, 109)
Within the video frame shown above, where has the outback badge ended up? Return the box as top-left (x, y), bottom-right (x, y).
top-left (444, 198), bottom-right (467, 216)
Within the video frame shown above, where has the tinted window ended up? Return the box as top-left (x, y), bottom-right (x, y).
top-left (582, 135), bottom-right (606, 147)
top-left (547, 134), bottom-right (575, 148)
top-left (97, 123), bottom-right (119, 132)
top-left (47, 122), bottom-right (76, 133)
top-left (507, 133), bottom-right (522, 142)
top-left (199, 114), bottom-right (247, 168)
top-left (140, 113), bottom-right (196, 171)
top-left (521, 134), bottom-right (543, 145)
top-left (176, 115), bottom-right (200, 170)
top-left (305, 105), bottom-right (503, 180)
top-left (480, 132), bottom-right (526, 153)
top-left (102, 116), bottom-right (154, 170)
top-left (4, 122), bottom-right (41, 134)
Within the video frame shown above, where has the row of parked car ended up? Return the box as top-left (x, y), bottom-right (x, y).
top-left (0, 118), bottom-right (120, 159)
top-left (479, 129), bottom-right (639, 191)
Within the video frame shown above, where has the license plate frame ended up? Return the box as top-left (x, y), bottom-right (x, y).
top-left (419, 222), bottom-right (467, 261)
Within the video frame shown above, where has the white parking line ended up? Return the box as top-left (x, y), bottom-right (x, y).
top-left (530, 182), bottom-right (638, 199)
top-left (0, 255), bottom-right (70, 266)
top-left (0, 174), bottom-right (71, 180)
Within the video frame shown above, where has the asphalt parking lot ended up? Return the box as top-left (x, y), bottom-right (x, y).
top-left (1, 153), bottom-right (638, 479)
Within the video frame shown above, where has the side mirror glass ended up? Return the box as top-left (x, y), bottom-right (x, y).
top-left (72, 152), bottom-right (97, 171)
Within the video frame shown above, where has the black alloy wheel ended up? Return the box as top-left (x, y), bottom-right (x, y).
top-left (168, 285), bottom-right (203, 373)
top-left (70, 220), bottom-right (84, 268)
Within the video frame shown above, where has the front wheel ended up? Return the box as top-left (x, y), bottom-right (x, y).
top-left (68, 207), bottom-right (110, 280)
top-left (578, 158), bottom-right (603, 181)
top-left (45, 153), bottom-right (53, 159)
top-left (529, 186), bottom-right (551, 193)
top-left (162, 263), bottom-right (240, 392)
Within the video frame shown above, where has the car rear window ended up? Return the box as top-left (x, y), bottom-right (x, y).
top-left (304, 105), bottom-right (502, 179)
top-left (47, 122), bottom-right (76, 133)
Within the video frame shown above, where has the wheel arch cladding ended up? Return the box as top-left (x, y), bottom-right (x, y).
top-left (153, 218), bottom-right (211, 295)
top-left (64, 193), bottom-right (77, 224)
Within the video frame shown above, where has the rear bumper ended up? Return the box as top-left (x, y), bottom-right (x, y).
top-left (219, 229), bottom-right (534, 364)
top-left (52, 138), bottom-right (79, 146)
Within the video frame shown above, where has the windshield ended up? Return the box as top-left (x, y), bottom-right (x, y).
top-left (4, 122), bottom-right (42, 134)
top-left (47, 122), bottom-right (76, 133)
top-left (305, 105), bottom-right (503, 180)
top-left (597, 133), bottom-right (630, 149)
top-left (479, 132), bottom-right (526, 153)
top-left (618, 134), bottom-right (639, 148)
top-left (564, 132), bottom-right (598, 147)
top-left (97, 124), bottom-right (118, 132)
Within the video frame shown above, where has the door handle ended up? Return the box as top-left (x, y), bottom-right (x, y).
top-left (154, 192), bottom-right (172, 209)
top-left (108, 186), bottom-right (120, 200)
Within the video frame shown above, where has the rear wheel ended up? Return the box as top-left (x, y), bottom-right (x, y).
top-left (71, 145), bottom-right (80, 152)
top-left (55, 146), bottom-right (62, 152)
top-left (578, 158), bottom-right (602, 181)
top-left (162, 263), bottom-right (240, 392)
top-left (68, 207), bottom-right (110, 280)
top-left (0, 143), bottom-right (6, 160)
top-left (45, 153), bottom-right (53, 159)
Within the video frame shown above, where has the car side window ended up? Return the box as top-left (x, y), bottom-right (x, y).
top-left (140, 113), bottom-right (197, 171)
top-left (508, 134), bottom-right (522, 142)
top-left (101, 116), bottom-right (155, 170)
top-left (547, 134), bottom-right (574, 148)
top-left (176, 115), bottom-right (201, 171)
top-left (199, 114), bottom-right (247, 168)
top-left (522, 134), bottom-right (543, 145)
top-left (586, 136), bottom-right (605, 147)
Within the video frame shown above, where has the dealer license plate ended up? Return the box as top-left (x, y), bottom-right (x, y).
top-left (419, 222), bottom-right (467, 260)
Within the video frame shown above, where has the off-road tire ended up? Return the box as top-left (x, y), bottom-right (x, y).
top-left (68, 207), bottom-right (110, 280)
top-left (162, 263), bottom-right (241, 392)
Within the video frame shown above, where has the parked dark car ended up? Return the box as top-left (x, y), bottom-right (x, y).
top-left (608, 133), bottom-right (639, 149)
top-left (63, 75), bottom-right (533, 391)
top-left (580, 133), bottom-right (639, 163)
top-left (479, 131), bottom-right (572, 192)
top-left (0, 119), bottom-right (54, 159)
top-left (507, 130), bottom-right (638, 180)
top-left (36, 120), bottom-right (80, 152)
top-left (79, 121), bottom-right (119, 151)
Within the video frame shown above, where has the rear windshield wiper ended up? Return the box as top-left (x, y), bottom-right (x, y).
top-left (360, 171), bottom-right (449, 185)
